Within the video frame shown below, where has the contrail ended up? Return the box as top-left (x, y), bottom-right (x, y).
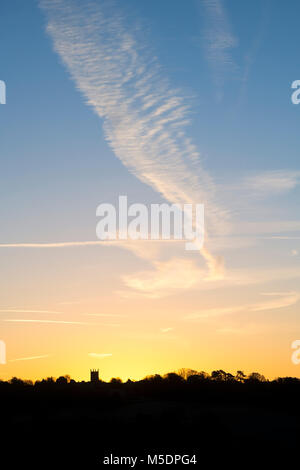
top-left (3, 319), bottom-right (100, 325)
top-left (0, 309), bottom-right (62, 314)
top-left (39, 0), bottom-right (229, 278)
top-left (0, 241), bottom-right (107, 248)
top-left (9, 354), bottom-right (50, 362)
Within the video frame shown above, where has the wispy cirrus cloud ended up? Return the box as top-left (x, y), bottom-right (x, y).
top-left (218, 170), bottom-right (300, 209)
top-left (121, 258), bottom-right (207, 298)
top-left (0, 309), bottom-right (62, 314)
top-left (238, 0), bottom-right (270, 105)
top-left (241, 170), bottom-right (300, 196)
top-left (9, 354), bottom-right (51, 362)
top-left (238, 221), bottom-right (300, 236)
top-left (36, 0), bottom-right (297, 294)
top-left (264, 236), bottom-right (300, 240)
top-left (199, 0), bottom-right (270, 104)
top-left (88, 353), bottom-right (112, 358)
top-left (0, 241), bottom-right (109, 248)
top-left (84, 313), bottom-right (126, 318)
top-left (119, 259), bottom-right (300, 298)
top-left (39, 0), bottom-right (229, 279)
top-left (251, 291), bottom-right (300, 312)
top-left (185, 291), bottom-right (300, 320)
top-left (199, 0), bottom-right (238, 100)
top-left (2, 319), bottom-right (101, 325)
top-left (0, 239), bottom-right (183, 251)
top-left (160, 327), bottom-right (174, 333)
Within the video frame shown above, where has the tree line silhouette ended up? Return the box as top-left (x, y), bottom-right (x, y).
top-left (2, 366), bottom-right (298, 387)
top-left (1, 368), bottom-right (300, 466)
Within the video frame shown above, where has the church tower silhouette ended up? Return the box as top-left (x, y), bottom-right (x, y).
top-left (90, 369), bottom-right (99, 382)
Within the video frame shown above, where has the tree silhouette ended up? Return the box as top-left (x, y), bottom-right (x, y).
top-left (236, 370), bottom-right (246, 382)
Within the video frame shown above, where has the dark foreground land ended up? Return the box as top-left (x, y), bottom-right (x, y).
top-left (1, 370), bottom-right (300, 467)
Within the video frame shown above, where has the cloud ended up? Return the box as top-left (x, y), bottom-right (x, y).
top-left (218, 170), bottom-right (300, 212)
top-left (0, 309), bottom-right (62, 314)
top-left (9, 354), bottom-right (50, 362)
top-left (0, 241), bottom-right (111, 248)
top-left (88, 353), bottom-right (112, 358)
top-left (123, 332), bottom-right (179, 342)
top-left (84, 313), bottom-right (126, 318)
top-left (216, 324), bottom-right (269, 335)
top-left (2, 319), bottom-right (101, 325)
top-left (199, 0), bottom-right (238, 99)
top-left (185, 306), bottom-right (242, 320)
top-left (260, 291), bottom-right (297, 296)
top-left (242, 170), bottom-right (300, 195)
top-left (216, 326), bottom-right (250, 335)
top-left (184, 291), bottom-right (300, 320)
top-left (264, 236), bottom-right (300, 240)
top-left (236, 267), bottom-right (300, 286)
top-left (251, 291), bottom-right (300, 312)
top-left (119, 261), bottom-right (300, 298)
top-left (39, 0), bottom-right (228, 279)
top-left (239, 1), bottom-right (270, 104)
top-left (36, 0), bottom-right (297, 292)
top-left (122, 258), bottom-right (207, 298)
top-left (211, 170), bottom-right (300, 251)
top-left (201, 245), bottom-right (224, 280)
top-left (160, 327), bottom-right (173, 333)
top-left (228, 220), bottom-right (300, 238)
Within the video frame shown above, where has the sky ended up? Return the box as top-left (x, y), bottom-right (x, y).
top-left (0, 0), bottom-right (300, 382)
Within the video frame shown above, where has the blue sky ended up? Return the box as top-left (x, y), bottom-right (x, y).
top-left (0, 0), bottom-right (300, 380)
